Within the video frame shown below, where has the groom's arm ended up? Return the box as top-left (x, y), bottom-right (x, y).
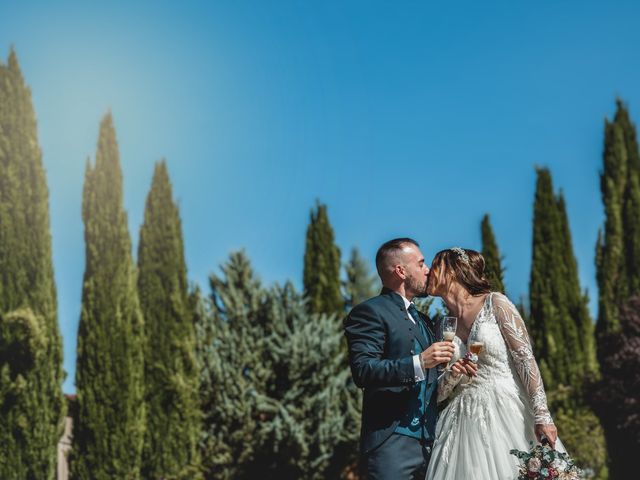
top-left (344, 303), bottom-right (415, 389)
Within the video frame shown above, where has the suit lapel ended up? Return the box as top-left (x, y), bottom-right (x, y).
top-left (381, 288), bottom-right (432, 348)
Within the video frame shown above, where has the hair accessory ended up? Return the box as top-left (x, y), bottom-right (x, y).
top-left (450, 247), bottom-right (470, 264)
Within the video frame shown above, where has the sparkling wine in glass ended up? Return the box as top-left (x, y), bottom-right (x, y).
top-left (441, 316), bottom-right (457, 370)
top-left (469, 341), bottom-right (484, 355)
top-left (442, 316), bottom-right (457, 342)
top-left (467, 330), bottom-right (483, 383)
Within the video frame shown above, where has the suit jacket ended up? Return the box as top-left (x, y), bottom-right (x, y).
top-left (343, 287), bottom-right (435, 453)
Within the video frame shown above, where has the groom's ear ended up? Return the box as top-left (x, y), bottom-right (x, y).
top-left (394, 264), bottom-right (406, 280)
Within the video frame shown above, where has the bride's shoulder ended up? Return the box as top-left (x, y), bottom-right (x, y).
top-left (487, 291), bottom-right (519, 312)
top-left (489, 291), bottom-right (508, 302)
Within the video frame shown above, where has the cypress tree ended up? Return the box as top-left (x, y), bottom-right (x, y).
top-left (530, 168), bottom-right (607, 479)
top-left (343, 247), bottom-right (378, 310)
top-left (303, 201), bottom-right (343, 315)
top-left (0, 49), bottom-right (64, 480)
top-left (138, 161), bottom-right (201, 479)
top-left (71, 113), bottom-right (145, 479)
top-left (529, 168), bottom-right (576, 390)
top-left (596, 100), bottom-right (640, 338)
top-left (556, 194), bottom-right (599, 378)
top-left (480, 214), bottom-right (506, 293)
top-left (623, 170), bottom-right (640, 297)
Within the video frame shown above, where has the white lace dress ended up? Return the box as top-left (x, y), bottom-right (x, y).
top-left (426, 292), bottom-right (564, 480)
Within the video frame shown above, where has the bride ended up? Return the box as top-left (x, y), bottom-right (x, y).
top-left (425, 247), bottom-right (563, 480)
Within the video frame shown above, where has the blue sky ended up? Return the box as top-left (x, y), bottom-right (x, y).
top-left (2, 0), bottom-right (639, 392)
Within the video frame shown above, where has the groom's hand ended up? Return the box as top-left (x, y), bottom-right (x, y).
top-left (420, 342), bottom-right (455, 370)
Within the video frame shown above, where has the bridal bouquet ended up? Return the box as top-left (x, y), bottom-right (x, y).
top-left (510, 440), bottom-right (589, 479)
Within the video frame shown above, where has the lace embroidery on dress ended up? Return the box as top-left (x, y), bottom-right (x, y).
top-left (437, 296), bottom-right (490, 403)
top-left (437, 367), bottom-right (463, 403)
top-left (492, 292), bottom-right (554, 425)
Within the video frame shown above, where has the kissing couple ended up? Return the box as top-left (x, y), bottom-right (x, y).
top-left (344, 238), bottom-right (565, 480)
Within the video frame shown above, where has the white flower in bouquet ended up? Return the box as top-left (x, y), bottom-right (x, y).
top-left (551, 458), bottom-right (568, 471)
top-left (527, 457), bottom-right (541, 472)
top-left (559, 472), bottom-right (580, 480)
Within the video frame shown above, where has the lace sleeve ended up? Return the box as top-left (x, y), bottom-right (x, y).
top-left (437, 369), bottom-right (463, 403)
top-left (492, 293), bottom-right (554, 425)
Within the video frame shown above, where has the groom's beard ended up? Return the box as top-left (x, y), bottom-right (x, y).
top-left (407, 275), bottom-right (429, 298)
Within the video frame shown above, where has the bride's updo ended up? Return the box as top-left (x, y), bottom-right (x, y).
top-left (432, 247), bottom-right (491, 295)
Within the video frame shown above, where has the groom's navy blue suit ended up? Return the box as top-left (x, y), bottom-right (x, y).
top-left (344, 287), bottom-right (437, 479)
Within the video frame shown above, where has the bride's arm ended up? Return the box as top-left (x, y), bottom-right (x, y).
top-left (492, 293), bottom-right (554, 426)
top-left (437, 368), bottom-right (464, 402)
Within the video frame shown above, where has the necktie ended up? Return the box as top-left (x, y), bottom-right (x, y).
top-left (407, 303), bottom-right (421, 323)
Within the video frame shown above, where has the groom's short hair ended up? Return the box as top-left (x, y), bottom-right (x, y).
top-left (375, 237), bottom-right (420, 277)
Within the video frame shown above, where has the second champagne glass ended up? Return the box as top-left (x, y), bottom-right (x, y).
top-left (467, 329), bottom-right (484, 383)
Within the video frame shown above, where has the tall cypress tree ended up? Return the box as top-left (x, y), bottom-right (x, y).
top-left (556, 194), bottom-right (599, 378)
top-left (530, 169), bottom-right (607, 479)
top-left (623, 170), bottom-right (640, 298)
top-left (0, 49), bottom-right (64, 480)
top-left (529, 168), bottom-right (583, 390)
top-left (596, 100), bottom-right (640, 338)
top-left (303, 201), bottom-right (343, 315)
top-left (480, 214), bottom-right (506, 293)
top-left (594, 99), bottom-right (640, 480)
top-left (71, 113), bottom-right (145, 479)
top-left (138, 161), bottom-right (201, 479)
top-left (343, 247), bottom-right (378, 310)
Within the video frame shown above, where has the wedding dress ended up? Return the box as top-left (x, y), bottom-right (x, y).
top-left (426, 292), bottom-right (564, 479)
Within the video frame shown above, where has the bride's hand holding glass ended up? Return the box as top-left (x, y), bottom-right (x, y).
top-left (450, 358), bottom-right (477, 377)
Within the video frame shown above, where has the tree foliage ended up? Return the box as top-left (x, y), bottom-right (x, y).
top-left (197, 252), bottom-right (359, 479)
top-left (138, 161), bottom-right (201, 479)
top-left (0, 49), bottom-right (64, 480)
top-left (71, 114), bottom-right (145, 480)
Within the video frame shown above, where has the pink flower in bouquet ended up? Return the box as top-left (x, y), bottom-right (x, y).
top-left (548, 467), bottom-right (559, 478)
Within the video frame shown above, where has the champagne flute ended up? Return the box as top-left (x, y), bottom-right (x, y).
top-left (467, 329), bottom-right (484, 383)
top-left (440, 316), bottom-right (457, 371)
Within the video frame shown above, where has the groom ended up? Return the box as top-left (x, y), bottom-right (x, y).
top-left (344, 238), bottom-right (454, 479)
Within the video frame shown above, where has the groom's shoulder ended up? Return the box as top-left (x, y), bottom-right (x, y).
top-left (349, 292), bottom-right (394, 316)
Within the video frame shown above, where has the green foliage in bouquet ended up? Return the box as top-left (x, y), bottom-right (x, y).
top-left (196, 251), bottom-right (360, 479)
top-left (511, 441), bottom-right (589, 480)
top-left (0, 49), bottom-right (65, 480)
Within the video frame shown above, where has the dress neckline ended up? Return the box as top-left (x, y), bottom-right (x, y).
top-left (459, 292), bottom-right (492, 346)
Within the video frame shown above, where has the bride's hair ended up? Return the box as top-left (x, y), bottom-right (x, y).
top-left (432, 248), bottom-right (491, 295)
